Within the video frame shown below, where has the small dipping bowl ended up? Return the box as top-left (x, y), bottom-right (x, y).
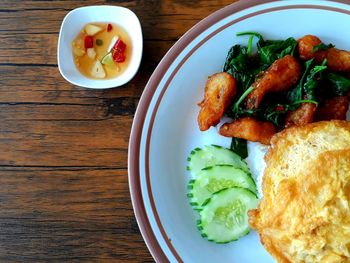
top-left (58, 5), bottom-right (143, 89)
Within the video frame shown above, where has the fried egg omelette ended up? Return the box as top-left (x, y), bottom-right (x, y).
top-left (249, 121), bottom-right (350, 263)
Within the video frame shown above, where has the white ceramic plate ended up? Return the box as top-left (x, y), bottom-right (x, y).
top-left (128, 0), bottom-right (350, 262)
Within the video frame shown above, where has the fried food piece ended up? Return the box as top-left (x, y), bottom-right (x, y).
top-left (327, 48), bottom-right (350, 72)
top-left (245, 55), bottom-right (301, 109)
top-left (249, 121), bottom-right (350, 263)
top-left (315, 96), bottom-right (349, 121)
top-left (297, 35), bottom-right (327, 61)
top-left (285, 102), bottom-right (317, 127)
top-left (219, 117), bottom-right (277, 145)
top-left (197, 72), bottom-right (236, 131)
top-left (298, 35), bottom-right (350, 72)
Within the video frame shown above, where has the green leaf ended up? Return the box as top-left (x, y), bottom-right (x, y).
top-left (262, 99), bottom-right (318, 128)
top-left (230, 138), bottom-right (248, 159)
top-left (231, 86), bottom-right (255, 117)
top-left (223, 44), bottom-right (248, 72)
top-left (303, 59), bottom-right (327, 101)
top-left (258, 37), bottom-right (297, 66)
top-left (247, 35), bottom-right (254, 56)
top-left (236, 31), bottom-right (264, 40)
top-left (264, 104), bottom-right (293, 127)
top-left (312, 42), bottom-right (334, 52)
top-left (223, 44), bottom-right (257, 93)
top-left (326, 73), bottom-right (350, 96)
top-left (287, 59), bottom-right (316, 103)
top-left (236, 31), bottom-right (265, 49)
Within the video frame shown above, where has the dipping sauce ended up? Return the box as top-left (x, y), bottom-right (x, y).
top-left (72, 22), bottom-right (131, 79)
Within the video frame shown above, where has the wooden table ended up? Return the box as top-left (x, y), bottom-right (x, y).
top-left (0, 1), bottom-right (235, 261)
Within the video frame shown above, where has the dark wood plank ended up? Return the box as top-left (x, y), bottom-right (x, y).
top-left (0, 0), bottom-right (234, 40)
top-left (0, 0), bottom-right (121, 10)
top-left (0, 167), bottom-right (153, 262)
top-left (0, 118), bottom-right (132, 167)
top-left (0, 66), bottom-right (145, 104)
top-left (0, 34), bottom-right (58, 64)
top-left (0, 103), bottom-right (107, 120)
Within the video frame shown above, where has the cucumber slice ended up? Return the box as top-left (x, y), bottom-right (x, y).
top-left (187, 145), bottom-right (249, 176)
top-left (198, 187), bottom-right (258, 243)
top-left (188, 165), bottom-right (256, 208)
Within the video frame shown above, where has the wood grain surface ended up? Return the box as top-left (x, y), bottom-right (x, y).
top-left (0, 0), bottom-right (236, 261)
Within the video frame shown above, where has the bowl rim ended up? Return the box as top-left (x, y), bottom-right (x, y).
top-left (57, 5), bottom-right (143, 89)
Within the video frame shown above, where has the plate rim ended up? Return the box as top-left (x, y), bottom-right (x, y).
top-left (128, 0), bottom-right (350, 262)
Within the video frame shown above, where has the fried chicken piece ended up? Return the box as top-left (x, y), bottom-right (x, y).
top-left (219, 117), bottom-right (277, 145)
top-left (297, 35), bottom-right (327, 61)
top-left (298, 35), bottom-right (350, 72)
top-left (197, 72), bottom-right (237, 131)
top-left (315, 96), bottom-right (349, 121)
top-left (327, 48), bottom-right (350, 72)
top-left (285, 102), bottom-right (317, 127)
top-left (245, 55), bottom-right (301, 109)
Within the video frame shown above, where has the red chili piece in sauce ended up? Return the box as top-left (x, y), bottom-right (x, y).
top-left (112, 51), bottom-right (126, 63)
top-left (107, 24), bottom-right (113, 32)
top-left (84, 36), bottom-right (94, 48)
top-left (113, 39), bottom-right (126, 53)
top-left (112, 39), bottom-right (127, 63)
top-left (276, 105), bottom-right (285, 111)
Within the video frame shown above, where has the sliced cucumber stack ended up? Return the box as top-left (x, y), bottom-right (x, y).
top-left (187, 145), bottom-right (249, 176)
top-left (188, 165), bottom-right (256, 208)
top-left (186, 145), bottom-right (258, 244)
top-left (198, 187), bottom-right (258, 243)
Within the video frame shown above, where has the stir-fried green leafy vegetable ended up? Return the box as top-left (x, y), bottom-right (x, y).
top-left (327, 73), bottom-right (350, 96)
top-left (237, 32), bottom-right (298, 66)
top-left (230, 138), bottom-right (248, 159)
top-left (312, 42), bottom-right (334, 52)
top-left (222, 32), bottom-right (350, 157)
top-left (287, 58), bottom-right (327, 104)
top-left (223, 45), bottom-right (257, 93)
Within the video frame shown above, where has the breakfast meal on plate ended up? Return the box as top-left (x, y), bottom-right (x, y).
top-left (249, 121), bottom-right (350, 263)
top-left (187, 32), bottom-right (350, 260)
top-left (72, 22), bottom-right (131, 79)
top-left (197, 32), bottom-right (350, 154)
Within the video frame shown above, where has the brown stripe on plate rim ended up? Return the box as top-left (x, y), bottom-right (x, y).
top-left (129, 1), bottom-right (350, 262)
